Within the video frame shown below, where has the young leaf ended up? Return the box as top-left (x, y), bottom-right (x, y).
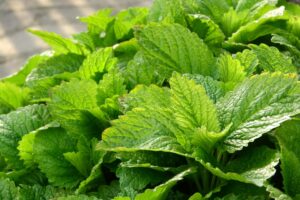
top-left (217, 73), bottom-right (300, 153)
top-left (79, 48), bottom-right (117, 82)
top-left (216, 53), bottom-right (246, 91)
top-left (114, 7), bottom-right (148, 40)
top-left (170, 73), bottom-right (220, 132)
top-left (136, 23), bottom-right (216, 77)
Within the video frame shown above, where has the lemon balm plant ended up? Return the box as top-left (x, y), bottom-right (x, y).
top-left (1, 0), bottom-right (300, 199)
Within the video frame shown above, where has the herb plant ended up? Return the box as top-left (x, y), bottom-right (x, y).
top-left (1, 0), bottom-right (300, 199)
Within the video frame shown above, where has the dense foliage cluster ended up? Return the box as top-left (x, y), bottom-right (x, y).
top-left (1, 0), bottom-right (300, 199)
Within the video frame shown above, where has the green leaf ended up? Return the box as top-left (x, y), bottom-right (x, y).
top-left (217, 73), bottom-right (300, 152)
top-left (17, 132), bottom-right (35, 168)
top-left (194, 146), bottom-right (279, 187)
top-left (49, 79), bottom-right (106, 139)
top-left (97, 181), bottom-right (121, 200)
top-left (134, 167), bottom-right (196, 200)
top-left (276, 120), bottom-right (300, 197)
top-left (124, 52), bottom-right (164, 90)
top-left (183, 74), bottom-right (225, 103)
top-left (194, 0), bottom-right (230, 23)
top-left (228, 6), bottom-right (287, 43)
top-left (0, 178), bottom-right (18, 200)
top-left (148, 0), bottom-right (186, 26)
top-left (79, 48), bottom-right (117, 82)
top-left (97, 67), bottom-right (127, 105)
top-left (79, 9), bottom-right (116, 47)
top-left (169, 73), bottom-right (220, 132)
top-left (28, 29), bottom-right (84, 55)
top-left (266, 184), bottom-right (292, 200)
top-left (100, 107), bottom-right (186, 156)
top-left (117, 167), bottom-right (168, 198)
top-left (57, 195), bottom-right (99, 200)
top-left (214, 181), bottom-right (267, 200)
top-left (80, 9), bottom-right (113, 35)
top-left (114, 7), bottom-right (148, 40)
top-left (25, 53), bottom-right (84, 100)
top-left (33, 127), bottom-right (84, 188)
top-left (120, 84), bottom-right (170, 113)
top-left (0, 104), bottom-right (51, 168)
top-left (136, 23), bottom-right (216, 77)
top-left (235, 49), bottom-right (259, 75)
top-left (187, 14), bottom-right (225, 48)
top-left (0, 82), bottom-right (29, 114)
top-left (216, 53), bottom-right (246, 91)
top-left (18, 184), bottom-right (67, 200)
top-left (250, 44), bottom-right (297, 73)
top-left (2, 54), bottom-right (48, 86)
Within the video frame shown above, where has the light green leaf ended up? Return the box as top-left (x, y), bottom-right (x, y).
top-left (124, 52), bottom-right (164, 90)
top-left (17, 132), bottom-right (35, 168)
top-left (80, 9), bottom-right (113, 35)
top-left (79, 48), bottom-right (117, 82)
top-left (0, 178), bottom-right (18, 200)
top-left (121, 84), bottom-right (170, 113)
top-left (114, 7), bottom-right (148, 40)
top-left (25, 53), bottom-right (84, 100)
top-left (276, 120), bottom-right (300, 197)
top-left (228, 6), bottom-right (287, 43)
top-left (235, 49), bottom-right (259, 75)
top-left (148, 0), bottom-right (186, 26)
top-left (0, 104), bottom-right (51, 168)
top-left (0, 82), bottom-right (29, 114)
top-left (49, 79), bottom-right (106, 139)
top-left (217, 73), bottom-right (300, 152)
top-left (194, 0), bottom-right (230, 23)
top-left (28, 29), bottom-right (84, 55)
top-left (187, 14), bottom-right (225, 48)
top-left (97, 67), bottom-right (127, 105)
top-left (2, 54), bottom-right (48, 86)
top-left (250, 44), bottom-right (297, 73)
top-left (217, 53), bottom-right (246, 91)
top-left (183, 74), bottom-right (225, 103)
top-left (100, 107), bottom-right (186, 156)
top-left (33, 127), bottom-right (84, 188)
top-left (194, 146), bottom-right (279, 187)
top-left (170, 73), bottom-right (220, 132)
top-left (136, 23), bottom-right (216, 77)
top-left (266, 184), bottom-right (292, 200)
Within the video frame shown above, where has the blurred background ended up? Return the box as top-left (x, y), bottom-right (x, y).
top-left (0, 0), bottom-right (152, 77)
